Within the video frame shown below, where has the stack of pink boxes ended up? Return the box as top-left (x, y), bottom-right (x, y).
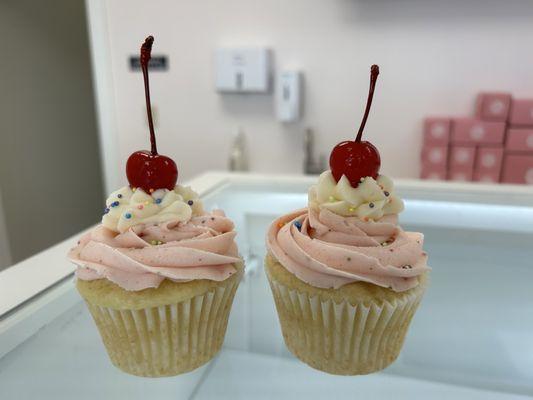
top-left (421, 93), bottom-right (533, 184)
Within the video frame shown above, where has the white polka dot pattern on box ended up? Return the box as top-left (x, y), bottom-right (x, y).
top-left (429, 148), bottom-right (444, 163)
top-left (481, 153), bottom-right (496, 168)
top-left (431, 123), bottom-right (446, 138)
top-left (489, 100), bottom-right (504, 115)
top-left (470, 125), bottom-right (485, 140)
top-left (455, 149), bottom-right (470, 164)
top-left (527, 133), bottom-right (533, 149)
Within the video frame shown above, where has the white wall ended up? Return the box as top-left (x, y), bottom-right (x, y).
top-left (99, 0), bottom-right (533, 184)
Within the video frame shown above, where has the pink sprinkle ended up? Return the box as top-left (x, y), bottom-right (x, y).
top-left (138, 205), bottom-right (144, 210)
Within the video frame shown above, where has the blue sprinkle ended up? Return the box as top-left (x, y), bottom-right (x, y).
top-left (124, 212), bottom-right (132, 219)
top-left (294, 221), bottom-right (302, 231)
top-left (187, 200), bottom-right (194, 206)
top-left (155, 198), bottom-right (162, 204)
top-left (103, 208), bottom-right (109, 214)
top-left (111, 201), bottom-right (119, 207)
top-left (117, 194), bottom-right (123, 198)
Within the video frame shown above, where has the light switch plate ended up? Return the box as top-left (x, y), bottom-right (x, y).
top-left (215, 48), bottom-right (270, 93)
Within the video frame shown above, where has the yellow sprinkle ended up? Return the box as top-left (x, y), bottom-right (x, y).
top-left (132, 187), bottom-right (137, 192)
top-left (144, 201), bottom-right (150, 205)
top-left (328, 196), bottom-right (336, 202)
top-left (349, 207), bottom-right (355, 212)
top-left (150, 240), bottom-right (157, 245)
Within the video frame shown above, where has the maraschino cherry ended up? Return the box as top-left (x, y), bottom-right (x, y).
top-left (330, 65), bottom-right (381, 187)
top-left (126, 36), bottom-right (178, 193)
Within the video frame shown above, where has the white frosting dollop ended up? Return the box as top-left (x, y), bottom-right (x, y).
top-left (102, 185), bottom-right (204, 233)
top-left (308, 171), bottom-right (404, 220)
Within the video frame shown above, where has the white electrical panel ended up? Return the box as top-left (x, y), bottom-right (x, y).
top-left (276, 70), bottom-right (302, 122)
top-left (215, 48), bottom-right (270, 93)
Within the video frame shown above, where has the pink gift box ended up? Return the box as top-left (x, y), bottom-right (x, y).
top-left (505, 128), bottom-right (533, 152)
top-left (423, 118), bottom-right (451, 145)
top-left (509, 99), bottom-right (533, 126)
top-left (476, 92), bottom-right (512, 122)
top-left (475, 147), bottom-right (503, 172)
top-left (451, 118), bottom-right (505, 145)
top-left (501, 154), bottom-right (533, 184)
top-left (474, 170), bottom-right (500, 183)
top-left (448, 165), bottom-right (473, 182)
top-left (421, 145), bottom-right (448, 168)
top-left (420, 165), bottom-right (447, 181)
top-left (449, 146), bottom-right (476, 169)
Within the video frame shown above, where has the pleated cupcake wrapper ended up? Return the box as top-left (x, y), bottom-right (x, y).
top-left (268, 277), bottom-right (425, 375)
top-left (85, 279), bottom-right (239, 377)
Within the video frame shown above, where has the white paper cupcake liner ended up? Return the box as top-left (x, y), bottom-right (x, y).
top-left (85, 279), bottom-right (240, 377)
top-left (268, 277), bottom-right (425, 375)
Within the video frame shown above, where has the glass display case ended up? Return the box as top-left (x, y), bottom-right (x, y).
top-left (1, 172), bottom-right (532, 399)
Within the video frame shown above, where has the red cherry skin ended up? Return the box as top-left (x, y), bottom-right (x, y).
top-left (126, 150), bottom-right (178, 192)
top-left (329, 140), bottom-right (381, 187)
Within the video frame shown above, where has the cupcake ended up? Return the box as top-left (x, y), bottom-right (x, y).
top-left (265, 65), bottom-right (429, 375)
top-left (68, 36), bottom-right (243, 377)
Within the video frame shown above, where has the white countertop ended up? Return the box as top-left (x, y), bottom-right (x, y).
top-left (1, 171), bottom-right (533, 398)
top-left (195, 350), bottom-right (532, 400)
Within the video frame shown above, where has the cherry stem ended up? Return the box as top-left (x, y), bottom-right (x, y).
top-left (141, 35), bottom-right (158, 155)
top-left (356, 64), bottom-right (379, 142)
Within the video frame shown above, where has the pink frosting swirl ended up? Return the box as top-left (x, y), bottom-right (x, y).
top-left (266, 208), bottom-right (429, 292)
top-left (69, 210), bottom-right (241, 291)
